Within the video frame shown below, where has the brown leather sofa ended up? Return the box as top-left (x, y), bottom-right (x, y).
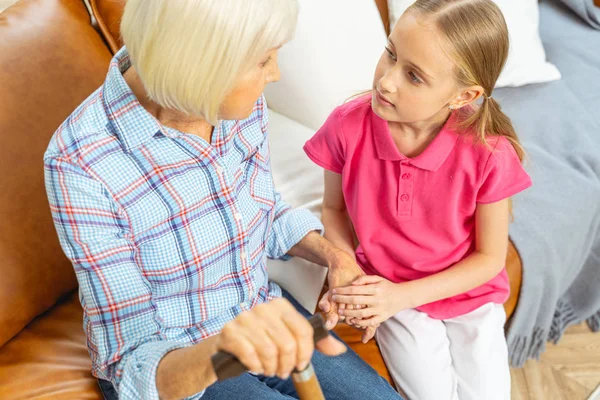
top-left (0, 0), bottom-right (523, 398)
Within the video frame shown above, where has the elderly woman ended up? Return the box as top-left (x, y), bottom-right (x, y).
top-left (44, 1), bottom-right (401, 399)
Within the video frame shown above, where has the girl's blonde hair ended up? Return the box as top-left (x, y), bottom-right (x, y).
top-left (121, 0), bottom-right (299, 124)
top-left (408, 0), bottom-right (525, 161)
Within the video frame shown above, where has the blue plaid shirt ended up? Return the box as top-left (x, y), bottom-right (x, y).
top-left (44, 47), bottom-right (323, 399)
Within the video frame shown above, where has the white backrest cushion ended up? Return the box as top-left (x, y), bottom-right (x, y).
top-left (266, 109), bottom-right (327, 312)
top-left (264, 0), bottom-right (387, 131)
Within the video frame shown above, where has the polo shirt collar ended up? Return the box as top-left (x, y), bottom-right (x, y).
top-left (372, 110), bottom-right (459, 171)
top-left (102, 46), bottom-right (163, 152)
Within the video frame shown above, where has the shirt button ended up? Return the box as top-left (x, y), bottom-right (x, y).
top-left (400, 194), bottom-right (410, 202)
top-left (402, 173), bottom-right (411, 180)
top-left (234, 212), bottom-right (242, 221)
top-left (216, 166), bottom-right (224, 174)
top-left (241, 252), bottom-right (248, 260)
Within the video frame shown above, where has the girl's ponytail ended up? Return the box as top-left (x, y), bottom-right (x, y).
top-left (458, 96), bottom-right (525, 162)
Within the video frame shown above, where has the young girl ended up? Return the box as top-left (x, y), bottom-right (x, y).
top-left (304, 1), bottom-right (532, 399)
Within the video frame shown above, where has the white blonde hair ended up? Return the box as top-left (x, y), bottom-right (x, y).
top-left (121, 0), bottom-right (299, 124)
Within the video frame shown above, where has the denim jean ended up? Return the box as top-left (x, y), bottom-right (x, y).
top-left (98, 289), bottom-right (402, 400)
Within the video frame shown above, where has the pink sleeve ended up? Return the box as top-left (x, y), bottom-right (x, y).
top-left (303, 109), bottom-right (346, 174)
top-left (477, 137), bottom-right (533, 204)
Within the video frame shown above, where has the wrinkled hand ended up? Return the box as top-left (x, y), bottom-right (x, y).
top-left (327, 251), bottom-right (365, 289)
top-left (217, 298), bottom-right (346, 379)
top-left (320, 251), bottom-right (380, 340)
top-left (321, 251), bottom-right (365, 328)
top-left (333, 275), bottom-right (414, 329)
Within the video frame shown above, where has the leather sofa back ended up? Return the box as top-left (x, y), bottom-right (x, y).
top-left (0, 0), bottom-right (113, 347)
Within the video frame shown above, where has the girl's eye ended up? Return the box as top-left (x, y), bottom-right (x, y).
top-left (408, 71), bottom-right (423, 84)
top-left (385, 47), bottom-right (397, 62)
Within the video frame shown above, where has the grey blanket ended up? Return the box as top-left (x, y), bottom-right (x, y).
top-left (495, 0), bottom-right (600, 366)
top-left (559, 0), bottom-right (600, 28)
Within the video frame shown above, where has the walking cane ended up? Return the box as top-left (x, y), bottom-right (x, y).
top-left (211, 314), bottom-right (329, 400)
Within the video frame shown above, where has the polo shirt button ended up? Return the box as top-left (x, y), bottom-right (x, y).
top-left (402, 173), bottom-right (411, 180)
top-left (400, 194), bottom-right (410, 202)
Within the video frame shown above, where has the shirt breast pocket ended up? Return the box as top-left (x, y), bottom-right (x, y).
top-left (246, 143), bottom-right (275, 212)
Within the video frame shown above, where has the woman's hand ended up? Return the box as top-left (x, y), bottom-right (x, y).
top-left (327, 250), bottom-right (365, 288)
top-left (320, 253), bottom-right (380, 343)
top-left (216, 298), bottom-right (346, 379)
top-left (332, 275), bottom-right (416, 328)
top-left (321, 250), bottom-right (365, 329)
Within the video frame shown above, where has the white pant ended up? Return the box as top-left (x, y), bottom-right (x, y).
top-left (375, 303), bottom-right (510, 400)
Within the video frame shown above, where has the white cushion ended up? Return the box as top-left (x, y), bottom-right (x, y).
top-left (266, 109), bottom-right (327, 313)
top-left (387, 0), bottom-right (561, 88)
top-left (264, 0), bottom-right (387, 131)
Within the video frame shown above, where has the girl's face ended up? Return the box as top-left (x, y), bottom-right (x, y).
top-left (372, 12), bottom-right (465, 123)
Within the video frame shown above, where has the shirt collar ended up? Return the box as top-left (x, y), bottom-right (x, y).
top-left (371, 109), bottom-right (459, 171)
top-left (102, 46), bottom-right (164, 152)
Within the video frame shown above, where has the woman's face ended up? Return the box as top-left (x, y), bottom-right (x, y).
top-left (219, 48), bottom-right (281, 120)
top-left (371, 12), bottom-right (459, 123)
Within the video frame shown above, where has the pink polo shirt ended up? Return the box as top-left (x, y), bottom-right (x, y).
top-left (304, 96), bottom-right (532, 319)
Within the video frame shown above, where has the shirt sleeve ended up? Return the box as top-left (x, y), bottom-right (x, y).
top-left (476, 137), bottom-right (533, 204)
top-left (266, 191), bottom-right (325, 261)
top-left (44, 156), bottom-right (203, 400)
top-left (303, 108), bottom-right (346, 174)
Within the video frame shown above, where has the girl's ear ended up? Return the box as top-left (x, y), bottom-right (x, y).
top-left (450, 85), bottom-right (485, 109)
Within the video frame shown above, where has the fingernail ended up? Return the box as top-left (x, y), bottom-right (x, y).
top-left (331, 295), bottom-right (338, 301)
top-left (297, 362), bottom-right (309, 371)
top-left (281, 373), bottom-right (290, 380)
top-left (332, 289), bottom-right (337, 293)
top-left (338, 309), bottom-right (344, 315)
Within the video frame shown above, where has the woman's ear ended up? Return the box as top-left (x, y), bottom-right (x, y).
top-left (450, 85), bottom-right (485, 109)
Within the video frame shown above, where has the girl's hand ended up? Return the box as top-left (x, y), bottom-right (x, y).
top-left (360, 324), bottom-right (379, 344)
top-left (319, 292), bottom-right (379, 343)
top-left (332, 275), bottom-right (416, 328)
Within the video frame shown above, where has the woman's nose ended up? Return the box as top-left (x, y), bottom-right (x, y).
top-left (267, 62), bottom-right (281, 84)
